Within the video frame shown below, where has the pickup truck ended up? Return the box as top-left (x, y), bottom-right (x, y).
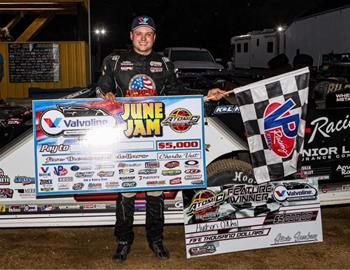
top-left (163, 47), bottom-right (224, 74)
top-left (163, 47), bottom-right (238, 94)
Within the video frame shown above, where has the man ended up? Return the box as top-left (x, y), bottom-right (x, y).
top-left (97, 15), bottom-right (226, 263)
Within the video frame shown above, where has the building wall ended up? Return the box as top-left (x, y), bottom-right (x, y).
top-left (0, 41), bottom-right (90, 99)
top-left (285, 7), bottom-right (350, 67)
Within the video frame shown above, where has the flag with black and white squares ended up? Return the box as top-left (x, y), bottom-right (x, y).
top-left (234, 67), bottom-right (309, 183)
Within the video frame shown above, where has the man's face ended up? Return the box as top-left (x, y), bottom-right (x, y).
top-left (130, 26), bottom-right (156, 55)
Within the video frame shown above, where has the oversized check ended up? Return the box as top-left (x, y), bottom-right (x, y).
top-left (33, 96), bottom-right (206, 196)
top-left (183, 178), bottom-right (322, 258)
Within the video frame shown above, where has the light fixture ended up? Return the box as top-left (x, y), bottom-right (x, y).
top-left (277, 26), bottom-right (284, 32)
top-left (94, 27), bottom-right (107, 36)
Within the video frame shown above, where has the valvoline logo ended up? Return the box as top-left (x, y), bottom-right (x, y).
top-left (273, 184), bottom-right (318, 202)
top-left (40, 167), bottom-right (49, 173)
top-left (40, 109), bottom-right (116, 136)
top-left (44, 118), bottom-right (62, 128)
top-left (264, 99), bottom-right (299, 158)
top-left (273, 185), bottom-right (288, 201)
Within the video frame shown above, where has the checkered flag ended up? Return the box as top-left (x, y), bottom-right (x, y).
top-left (234, 67), bottom-right (309, 183)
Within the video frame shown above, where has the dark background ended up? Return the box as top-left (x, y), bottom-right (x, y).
top-left (90, 0), bottom-right (350, 60)
top-left (1, 0), bottom-right (349, 64)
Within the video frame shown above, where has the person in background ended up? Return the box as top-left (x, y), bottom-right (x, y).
top-left (97, 15), bottom-right (226, 263)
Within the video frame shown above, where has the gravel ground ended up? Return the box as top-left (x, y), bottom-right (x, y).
top-left (0, 205), bottom-right (349, 269)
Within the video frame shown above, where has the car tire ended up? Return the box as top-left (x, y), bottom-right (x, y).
top-left (207, 159), bottom-right (254, 187)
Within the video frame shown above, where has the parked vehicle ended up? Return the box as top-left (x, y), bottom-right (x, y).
top-left (163, 47), bottom-right (224, 74)
top-left (0, 103), bottom-right (32, 149)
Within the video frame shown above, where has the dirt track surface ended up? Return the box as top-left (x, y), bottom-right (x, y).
top-left (1, 205), bottom-right (350, 269)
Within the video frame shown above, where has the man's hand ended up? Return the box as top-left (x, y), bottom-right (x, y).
top-left (103, 92), bottom-right (117, 104)
top-left (205, 88), bottom-right (228, 102)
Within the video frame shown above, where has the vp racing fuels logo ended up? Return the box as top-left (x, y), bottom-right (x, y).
top-left (40, 106), bottom-right (115, 136)
top-left (264, 99), bottom-right (300, 158)
top-left (162, 108), bottom-right (200, 133)
top-left (273, 182), bottom-right (318, 202)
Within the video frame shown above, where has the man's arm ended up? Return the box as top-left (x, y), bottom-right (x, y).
top-left (96, 55), bottom-right (118, 101)
top-left (160, 58), bottom-right (181, 96)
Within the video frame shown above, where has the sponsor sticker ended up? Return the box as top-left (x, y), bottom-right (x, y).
top-left (14, 176), bottom-right (35, 185)
top-left (0, 188), bottom-right (14, 198)
top-left (184, 175), bottom-right (202, 180)
top-left (119, 168), bottom-right (135, 175)
top-left (157, 152), bottom-right (201, 161)
top-left (53, 166), bottom-right (68, 176)
top-left (264, 99), bottom-right (299, 158)
top-left (9, 205), bottom-right (21, 213)
top-left (118, 162), bottom-right (142, 168)
top-left (162, 170), bottom-right (181, 176)
top-left (58, 183), bottom-right (71, 190)
top-left (146, 180), bottom-right (166, 185)
top-left (185, 160), bottom-right (199, 167)
top-left (58, 177), bottom-right (74, 182)
top-left (150, 67), bottom-right (163, 73)
top-left (336, 164), bottom-right (350, 177)
top-left (75, 171), bottom-right (94, 178)
top-left (122, 182), bottom-right (137, 188)
top-left (170, 177), bottom-right (182, 185)
top-left (164, 161), bottom-right (180, 169)
top-left (105, 182), bottom-right (119, 188)
top-left (189, 244), bottom-right (217, 256)
top-left (213, 105), bottom-right (240, 114)
top-left (145, 161), bottom-right (160, 168)
top-left (162, 108), bottom-right (200, 133)
top-left (24, 204), bottom-right (38, 212)
top-left (39, 107), bottom-right (115, 136)
top-left (119, 176), bottom-right (136, 181)
top-left (88, 183), bottom-right (102, 189)
top-left (72, 183), bottom-right (84, 190)
top-left (273, 184), bottom-right (318, 202)
top-left (185, 169), bottom-right (201, 174)
top-left (138, 169), bottom-right (157, 175)
top-left (97, 171), bottom-right (115, 177)
top-left (0, 169), bottom-right (10, 185)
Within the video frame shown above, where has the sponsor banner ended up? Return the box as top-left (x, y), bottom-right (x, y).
top-left (33, 96), bottom-right (206, 196)
top-left (301, 108), bottom-right (350, 181)
top-left (183, 178), bottom-right (322, 258)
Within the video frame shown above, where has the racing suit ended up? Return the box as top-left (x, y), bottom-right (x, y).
top-left (97, 49), bottom-right (179, 245)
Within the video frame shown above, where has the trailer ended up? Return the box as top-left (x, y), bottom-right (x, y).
top-left (231, 5), bottom-right (350, 69)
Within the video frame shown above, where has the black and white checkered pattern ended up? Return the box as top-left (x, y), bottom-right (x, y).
top-left (234, 68), bottom-right (309, 183)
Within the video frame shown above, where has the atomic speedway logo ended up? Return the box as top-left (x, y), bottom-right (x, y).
top-left (40, 106), bottom-right (115, 136)
top-left (264, 98), bottom-right (300, 158)
top-left (162, 108), bottom-right (200, 133)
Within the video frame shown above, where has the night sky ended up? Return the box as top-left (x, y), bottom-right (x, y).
top-left (90, 0), bottom-right (350, 60)
top-left (1, 0), bottom-right (349, 61)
